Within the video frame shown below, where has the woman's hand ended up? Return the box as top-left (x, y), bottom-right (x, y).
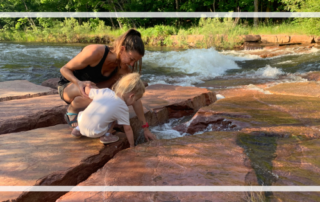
top-left (143, 128), bottom-right (157, 141)
top-left (76, 80), bottom-right (96, 98)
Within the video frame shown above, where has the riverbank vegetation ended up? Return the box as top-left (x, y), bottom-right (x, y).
top-left (0, 0), bottom-right (319, 49)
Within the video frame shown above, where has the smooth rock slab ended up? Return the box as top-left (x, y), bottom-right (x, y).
top-left (271, 137), bottom-right (320, 201)
top-left (57, 132), bottom-right (254, 202)
top-left (0, 125), bottom-right (129, 202)
top-left (0, 80), bottom-right (57, 102)
top-left (0, 84), bottom-right (215, 137)
top-left (267, 82), bottom-right (320, 97)
top-left (0, 94), bottom-right (67, 135)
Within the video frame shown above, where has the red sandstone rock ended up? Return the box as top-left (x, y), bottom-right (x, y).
top-left (261, 35), bottom-right (278, 43)
top-left (302, 71), bottom-right (320, 81)
top-left (290, 35), bottom-right (314, 44)
top-left (277, 34), bottom-right (290, 43)
top-left (316, 36), bottom-right (320, 43)
top-left (270, 138), bottom-right (320, 201)
top-left (0, 94), bottom-right (67, 135)
top-left (243, 35), bottom-right (261, 42)
top-left (266, 82), bottom-right (320, 97)
top-left (0, 125), bottom-right (129, 202)
top-left (173, 108), bottom-right (252, 135)
top-left (57, 132), bottom-right (256, 202)
top-left (41, 78), bottom-right (59, 89)
top-left (0, 80), bottom-right (57, 102)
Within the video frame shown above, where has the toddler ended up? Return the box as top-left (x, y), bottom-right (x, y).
top-left (71, 73), bottom-right (145, 148)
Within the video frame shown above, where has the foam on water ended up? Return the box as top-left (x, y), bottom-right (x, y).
top-left (236, 65), bottom-right (285, 79)
top-left (142, 48), bottom-right (242, 86)
top-left (277, 60), bottom-right (294, 65)
top-left (144, 48), bottom-right (240, 77)
top-left (142, 74), bottom-right (205, 86)
top-left (149, 118), bottom-right (188, 139)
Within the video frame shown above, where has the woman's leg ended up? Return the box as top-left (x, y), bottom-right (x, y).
top-left (63, 83), bottom-right (92, 127)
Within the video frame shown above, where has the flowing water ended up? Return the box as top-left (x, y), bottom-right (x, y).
top-left (1, 41), bottom-right (320, 138)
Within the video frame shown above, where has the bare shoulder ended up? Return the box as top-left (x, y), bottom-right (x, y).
top-left (81, 44), bottom-right (106, 61)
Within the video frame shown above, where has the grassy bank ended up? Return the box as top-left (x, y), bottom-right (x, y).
top-left (0, 18), bottom-right (319, 49)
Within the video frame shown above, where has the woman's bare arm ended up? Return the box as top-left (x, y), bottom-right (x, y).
top-left (60, 45), bottom-right (104, 96)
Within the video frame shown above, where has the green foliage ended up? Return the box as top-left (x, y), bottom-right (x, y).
top-left (279, 0), bottom-right (320, 35)
top-left (2, 0), bottom-right (320, 45)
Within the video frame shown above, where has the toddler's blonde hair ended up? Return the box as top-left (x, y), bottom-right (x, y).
top-left (112, 73), bottom-right (145, 99)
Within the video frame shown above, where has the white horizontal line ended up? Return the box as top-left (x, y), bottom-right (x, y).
top-left (1, 12), bottom-right (320, 18)
top-left (1, 186), bottom-right (320, 192)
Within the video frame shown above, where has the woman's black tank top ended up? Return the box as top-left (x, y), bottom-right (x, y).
top-left (58, 46), bottom-right (118, 86)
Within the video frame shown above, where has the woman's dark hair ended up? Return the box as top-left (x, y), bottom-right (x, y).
top-left (111, 29), bottom-right (144, 73)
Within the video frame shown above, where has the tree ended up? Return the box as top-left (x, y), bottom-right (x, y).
top-left (254, 0), bottom-right (259, 27)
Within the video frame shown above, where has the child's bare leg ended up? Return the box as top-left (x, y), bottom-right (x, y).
top-left (107, 121), bottom-right (117, 134)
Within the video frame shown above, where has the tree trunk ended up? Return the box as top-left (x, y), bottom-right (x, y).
top-left (175, 0), bottom-right (179, 26)
top-left (254, 0), bottom-right (259, 27)
top-left (110, 17), bottom-right (115, 29)
top-left (213, 0), bottom-right (215, 12)
top-left (266, 1), bottom-right (271, 23)
top-left (21, 0), bottom-right (37, 29)
top-left (234, 7), bottom-right (240, 26)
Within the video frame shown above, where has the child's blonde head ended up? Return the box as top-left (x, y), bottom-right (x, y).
top-left (112, 73), bottom-right (145, 99)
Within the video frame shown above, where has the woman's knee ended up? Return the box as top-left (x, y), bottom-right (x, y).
top-left (63, 83), bottom-right (81, 103)
top-left (71, 96), bottom-right (92, 110)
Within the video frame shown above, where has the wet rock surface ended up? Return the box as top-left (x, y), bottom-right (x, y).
top-left (182, 82), bottom-right (320, 201)
top-left (0, 80), bottom-right (57, 102)
top-left (128, 84), bottom-right (216, 140)
top-left (57, 131), bottom-right (254, 202)
top-left (0, 125), bottom-right (129, 202)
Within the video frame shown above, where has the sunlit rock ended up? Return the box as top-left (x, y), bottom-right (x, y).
top-left (0, 125), bottom-right (129, 202)
top-left (0, 80), bottom-right (57, 102)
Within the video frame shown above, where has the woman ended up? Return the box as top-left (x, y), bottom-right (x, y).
top-left (58, 29), bottom-right (156, 141)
